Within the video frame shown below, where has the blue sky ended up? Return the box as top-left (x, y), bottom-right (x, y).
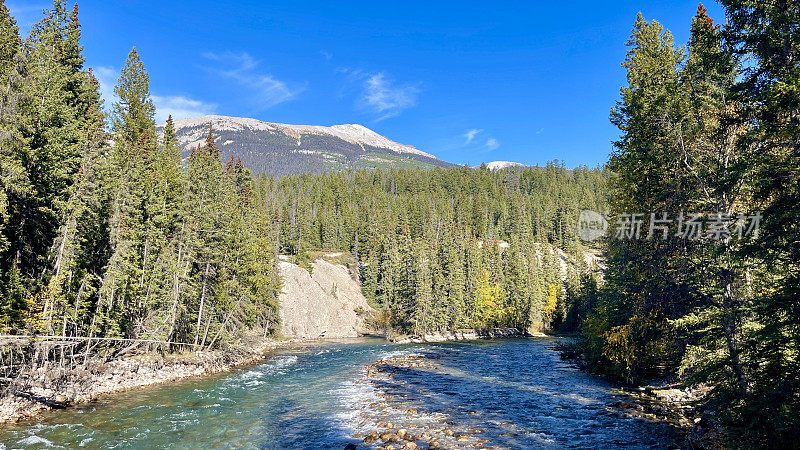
top-left (9, 1), bottom-right (725, 167)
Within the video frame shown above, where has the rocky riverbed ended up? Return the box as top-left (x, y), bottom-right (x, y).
top-left (343, 340), bottom-right (685, 449)
top-left (351, 352), bottom-right (495, 449)
top-left (389, 328), bottom-right (528, 344)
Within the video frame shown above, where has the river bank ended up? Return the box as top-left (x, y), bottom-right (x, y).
top-left (389, 327), bottom-right (531, 344)
top-left (612, 382), bottom-right (725, 448)
top-left (0, 335), bottom-right (309, 425)
top-left (557, 341), bottom-right (723, 447)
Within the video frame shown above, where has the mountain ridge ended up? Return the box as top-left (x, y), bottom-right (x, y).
top-left (161, 115), bottom-right (450, 175)
top-left (160, 115), bottom-right (533, 175)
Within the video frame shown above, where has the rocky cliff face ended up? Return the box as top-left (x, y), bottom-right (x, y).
top-left (278, 259), bottom-right (374, 339)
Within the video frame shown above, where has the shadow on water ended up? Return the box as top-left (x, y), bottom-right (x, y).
top-left (366, 338), bottom-right (681, 448)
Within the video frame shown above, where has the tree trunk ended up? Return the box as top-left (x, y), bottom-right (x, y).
top-left (194, 261), bottom-right (211, 346)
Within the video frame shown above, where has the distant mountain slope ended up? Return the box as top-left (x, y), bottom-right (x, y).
top-left (162, 115), bottom-right (453, 175)
top-left (481, 161), bottom-right (527, 170)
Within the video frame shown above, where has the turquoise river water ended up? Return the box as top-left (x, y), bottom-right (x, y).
top-left (0, 337), bottom-right (678, 449)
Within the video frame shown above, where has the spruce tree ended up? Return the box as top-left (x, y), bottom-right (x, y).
top-left (112, 48), bottom-right (155, 144)
top-left (3, 0), bottom-right (100, 332)
top-left (102, 47), bottom-right (158, 338)
top-left (718, 0), bottom-right (800, 440)
top-left (0, 0), bottom-right (20, 85)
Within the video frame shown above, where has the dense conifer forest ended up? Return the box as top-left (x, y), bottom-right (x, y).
top-left (260, 165), bottom-right (608, 334)
top-left (0, 2), bottom-right (280, 349)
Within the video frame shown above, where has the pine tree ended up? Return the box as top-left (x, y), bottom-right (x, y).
top-left (669, 4), bottom-right (754, 403)
top-left (2, 0), bottom-right (101, 332)
top-left (587, 13), bottom-right (687, 382)
top-left (0, 0), bottom-right (20, 85)
top-left (0, 4), bottom-right (27, 328)
top-left (112, 48), bottom-right (155, 145)
top-left (101, 46), bottom-right (158, 338)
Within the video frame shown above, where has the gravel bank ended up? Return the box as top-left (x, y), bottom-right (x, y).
top-left (0, 337), bottom-right (304, 424)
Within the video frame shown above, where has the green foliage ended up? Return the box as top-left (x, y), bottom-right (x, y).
top-left (0, 0), bottom-right (20, 86)
top-left (260, 164), bottom-right (609, 334)
top-left (0, 3), bottom-right (280, 350)
top-left (0, 0), bottom-right (101, 333)
top-left (580, 3), bottom-right (800, 443)
top-left (111, 47), bottom-right (155, 144)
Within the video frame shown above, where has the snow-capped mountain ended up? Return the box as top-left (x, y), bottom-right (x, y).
top-left (161, 115), bottom-right (451, 175)
top-left (478, 161), bottom-right (528, 170)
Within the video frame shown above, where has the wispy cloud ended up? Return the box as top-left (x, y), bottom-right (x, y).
top-left (463, 128), bottom-right (483, 144)
top-left (459, 128), bottom-right (499, 152)
top-left (320, 50), bottom-right (333, 61)
top-left (201, 52), bottom-right (303, 108)
top-left (93, 65), bottom-right (216, 124)
top-left (93, 66), bottom-right (118, 111)
top-left (151, 95), bottom-right (216, 123)
top-left (360, 72), bottom-right (420, 122)
top-left (336, 68), bottom-right (420, 121)
top-left (6, 2), bottom-right (47, 36)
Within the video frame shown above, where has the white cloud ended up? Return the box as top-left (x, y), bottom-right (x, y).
top-left (361, 72), bottom-right (420, 122)
top-left (93, 66), bottom-right (118, 110)
top-left (463, 128), bottom-right (483, 144)
top-left (458, 128), bottom-right (498, 152)
top-left (92, 66), bottom-right (216, 124)
top-left (152, 95), bottom-right (216, 123)
top-left (6, 2), bottom-right (48, 36)
top-left (202, 52), bottom-right (303, 108)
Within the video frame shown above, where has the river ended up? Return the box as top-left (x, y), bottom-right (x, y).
top-left (0, 337), bottom-right (678, 449)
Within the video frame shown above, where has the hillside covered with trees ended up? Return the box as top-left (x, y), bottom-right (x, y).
top-left (260, 164), bottom-right (608, 334)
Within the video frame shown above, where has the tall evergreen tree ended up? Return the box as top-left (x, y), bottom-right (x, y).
top-left (112, 48), bottom-right (155, 145)
top-left (101, 46), bottom-right (158, 337)
top-left (717, 0), bottom-right (800, 441)
top-left (0, 0), bottom-right (101, 332)
top-left (0, 0), bottom-right (20, 85)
